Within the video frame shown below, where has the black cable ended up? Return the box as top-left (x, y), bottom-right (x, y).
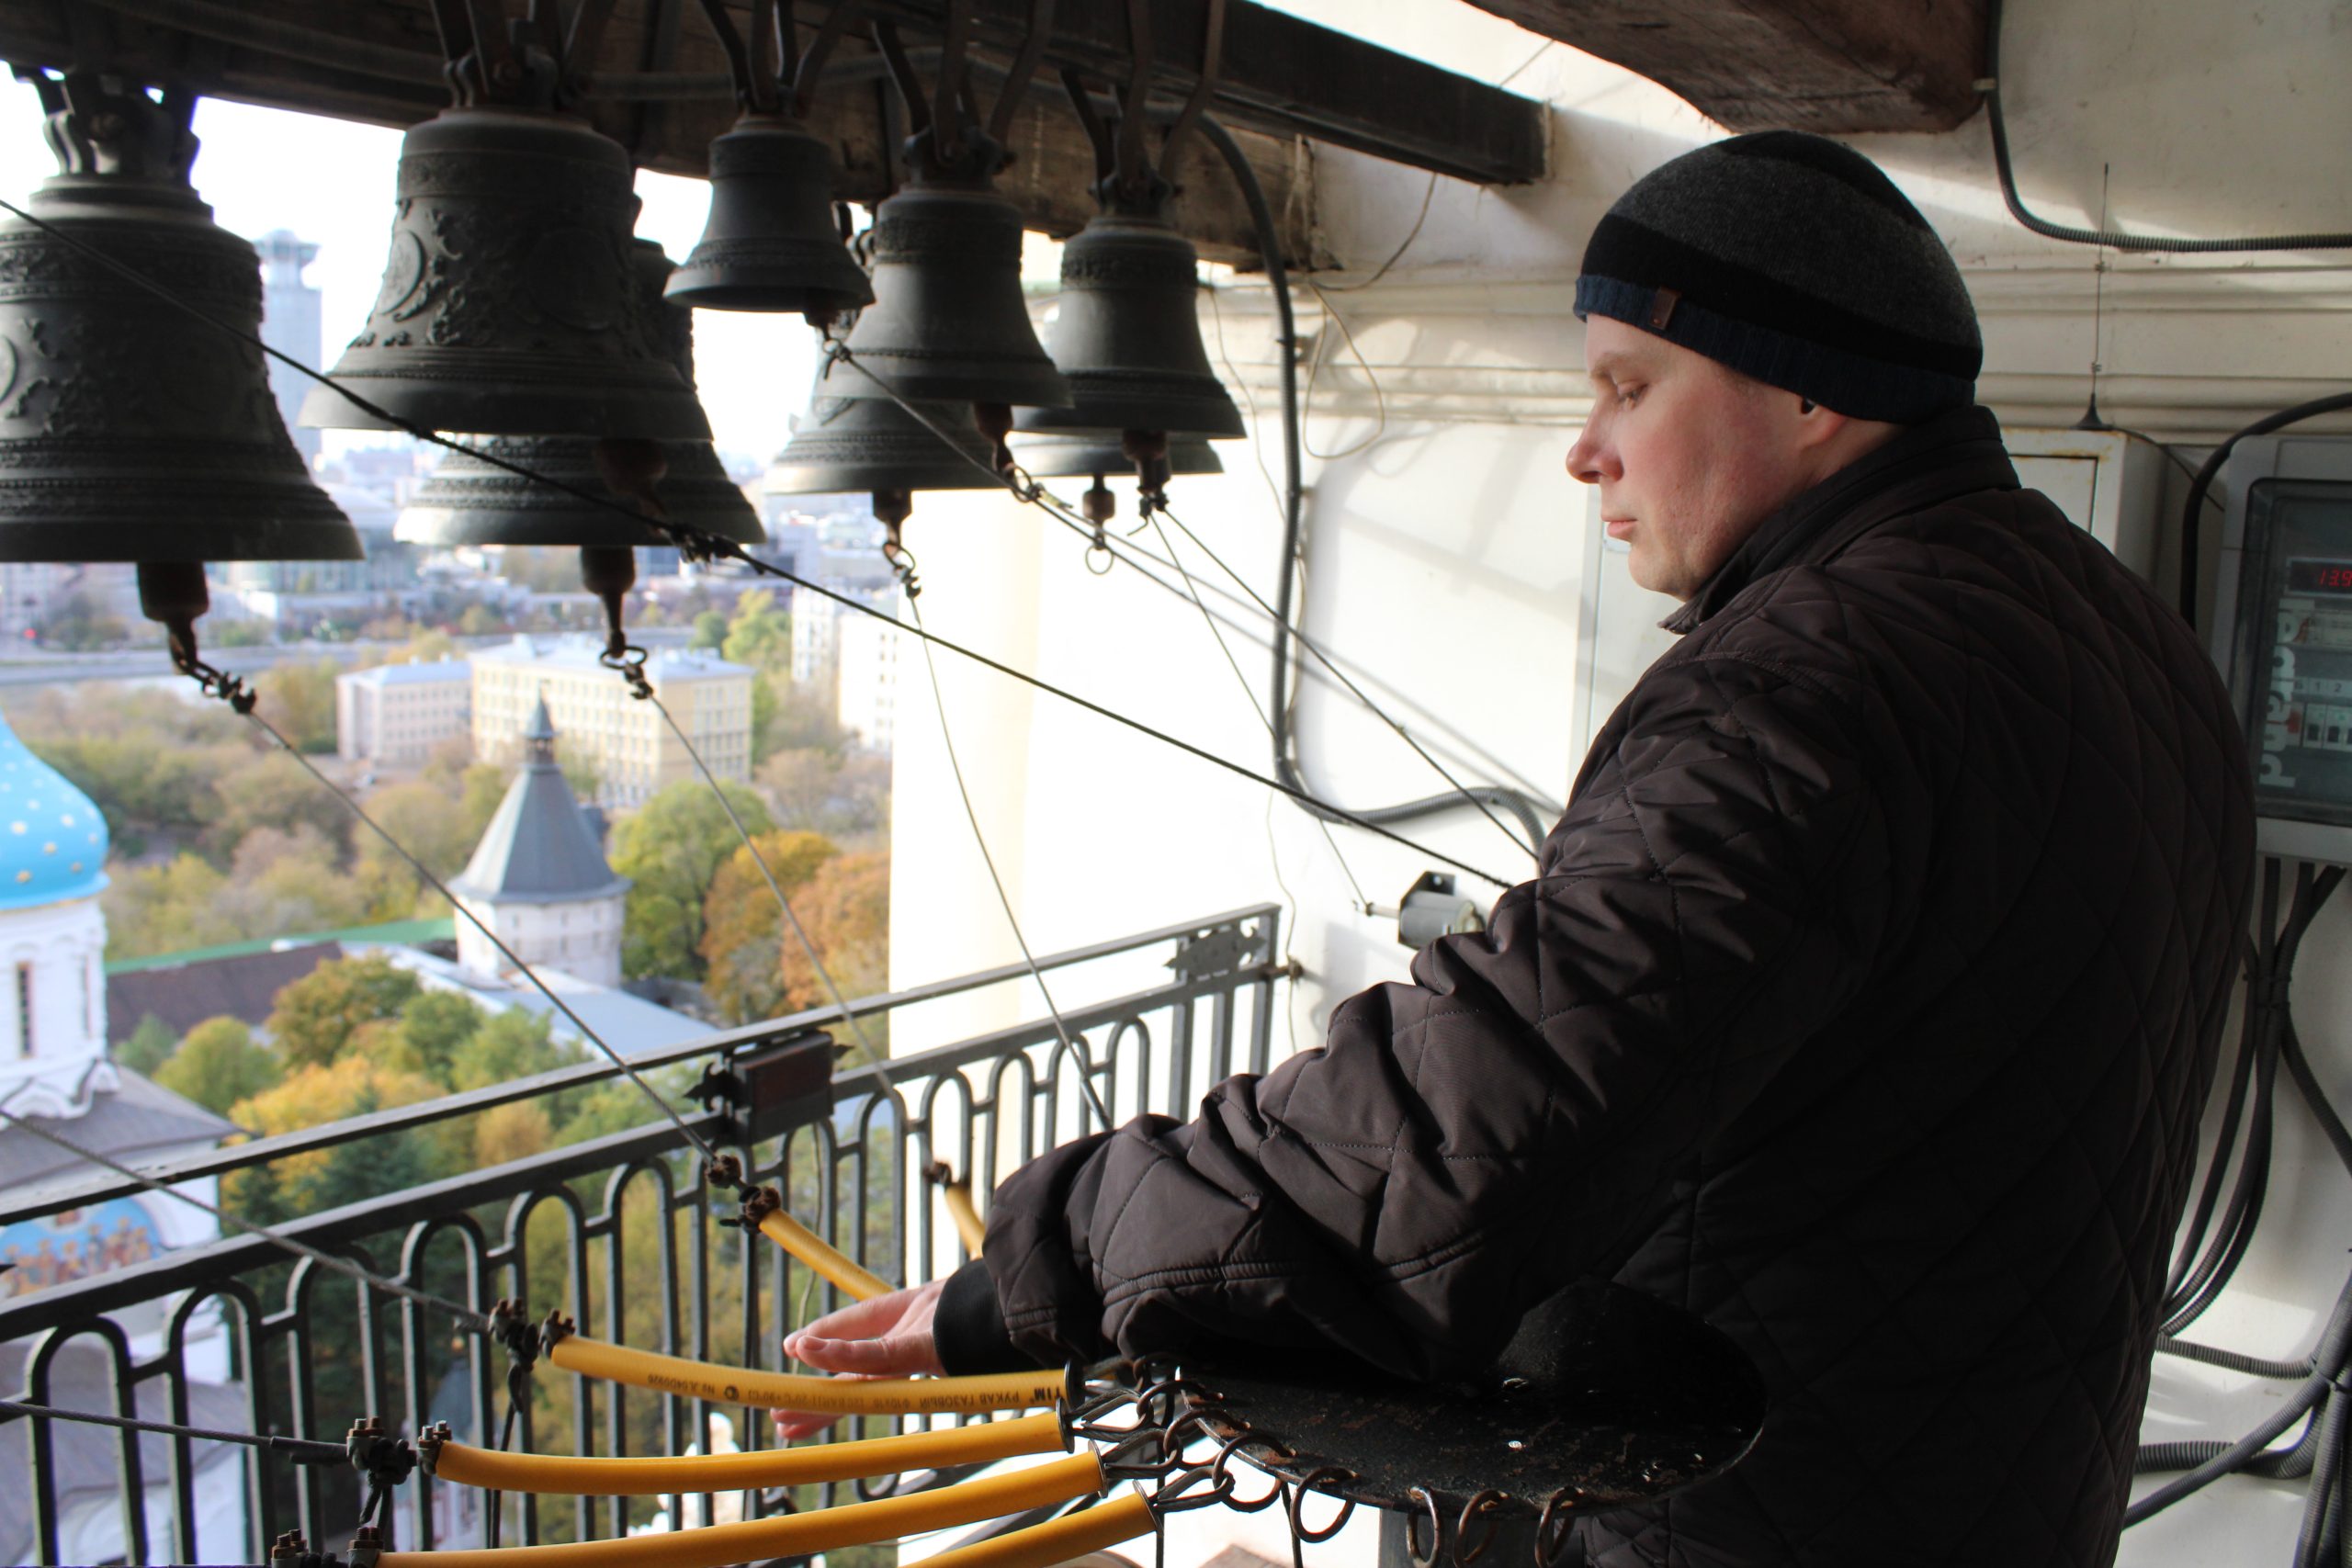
top-left (2173, 389), bottom-right (2352, 626)
top-left (1982, 0), bottom-right (2352, 255)
top-left (1192, 114), bottom-right (1559, 861)
top-left (0, 1397), bottom-right (347, 1465)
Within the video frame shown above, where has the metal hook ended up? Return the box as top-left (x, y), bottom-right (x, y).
top-left (1453, 1491), bottom-right (1507, 1567)
top-left (1533, 1488), bottom-right (1586, 1568)
top-left (1404, 1485), bottom-right (1443, 1567)
top-left (1288, 1467), bottom-right (1359, 1544)
top-left (1209, 1430), bottom-right (1292, 1512)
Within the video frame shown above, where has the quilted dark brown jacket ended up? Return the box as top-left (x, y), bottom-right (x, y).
top-left (938, 406), bottom-right (2256, 1567)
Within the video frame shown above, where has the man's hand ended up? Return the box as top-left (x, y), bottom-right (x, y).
top-left (772, 1279), bottom-right (947, 1440)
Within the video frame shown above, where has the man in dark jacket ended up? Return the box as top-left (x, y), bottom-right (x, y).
top-left (786, 134), bottom-right (2256, 1567)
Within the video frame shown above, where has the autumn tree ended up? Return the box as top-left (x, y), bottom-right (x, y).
top-left (778, 851), bottom-right (889, 1017)
top-left (608, 779), bottom-right (775, 980)
top-left (391, 989), bottom-right (490, 1088)
top-left (253, 660), bottom-right (342, 753)
top-left (266, 953), bottom-right (424, 1070)
top-left (758, 749), bottom-right (889, 842)
top-left (154, 1016), bottom-right (280, 1115)
top-left (225, 1055), bottom-right (448, 1219)
top-left (690, 610), bottom-right (727, 650)
top-left (698, 830), bottom-right (837, 1025)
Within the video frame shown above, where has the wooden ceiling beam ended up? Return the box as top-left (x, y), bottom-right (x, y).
top-left (1464, 0), bottom-right (1987, 134)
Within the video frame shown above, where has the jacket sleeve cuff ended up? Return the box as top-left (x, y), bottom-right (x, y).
top-left (933, 1258), bottom-right (1033, 1373)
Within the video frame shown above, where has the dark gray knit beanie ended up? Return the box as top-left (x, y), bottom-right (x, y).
top-left (1574, 131), bottom-right (1981, 423)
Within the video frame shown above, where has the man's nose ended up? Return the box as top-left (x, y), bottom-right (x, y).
top-left (1566, 423), bottom-right (1609, 485)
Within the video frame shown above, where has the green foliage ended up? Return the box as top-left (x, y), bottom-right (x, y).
top-left (750, 671), bottom-right (782, 762)
top-left (458, 603), bottom-right (508, 637)
top-left (448, 1008), bottom-right (575, 1093)
top-left (391, 989), bottom-right (489, 1088)
top-left (116, 1013), bottom-right (176, 1076)
top-left (204, 755), bottom-right (355, 863)
top-left (154, 1016), bottom-right (280, 1116)
top-left (689, 609), bottom-right (728, 650)
top-left (210, 618), bottom-right (271, 648)
top-left (608, 778), bottom-right (775, 981)
top-left (265, 953), bottom-right (424, 1071)
top-left (253, 660), bottom-right (342, 753)
top-left (105, 829), bottom-right (377, 962)
top-left (720, 588), bottom-right (792, 671)
top-left (768, 682), bottom-right (852, 760)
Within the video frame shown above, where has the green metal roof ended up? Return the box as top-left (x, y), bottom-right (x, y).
top-left (104, 917), bottom-right (458, 975)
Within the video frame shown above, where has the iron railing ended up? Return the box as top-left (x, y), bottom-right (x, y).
top-left (0, 904), bottom-right (1286, 1567)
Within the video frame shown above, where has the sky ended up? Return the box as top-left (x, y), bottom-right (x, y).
top-left (0, 75), bottom-right (821, 472)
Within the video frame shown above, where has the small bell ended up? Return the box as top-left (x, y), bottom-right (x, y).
top-left (665, 116), bottom-right (872, 321)
top-left (834, 180), bottom-right (1069, 412)
top-left (766, 353), bottom-right (1004, 531)
top-left (301, 105), bottom-right (707, 440)
top-left (1011, 431), bottom-right (1225, 523)
top-left (1015, 210), bottom-right (1243, 441)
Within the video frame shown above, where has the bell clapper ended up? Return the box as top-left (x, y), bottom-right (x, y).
top-left (136, 561), bottom-right (254, 713)
top-left (874, 489), bottom-right (923, 600)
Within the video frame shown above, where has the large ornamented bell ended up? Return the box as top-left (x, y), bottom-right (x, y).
top-left (0, 70), bottom-right (357, 663)
top-left (1015, 210), bottom-right (1244, 443)
top-left (767, 353), bottom-right (1002, 528)
top-left (300, 104), bottom-right (708, 439)
top-left (835, 181), bottom-right (1070, 416)
top-left (664, 115), bottom-right (871, 321)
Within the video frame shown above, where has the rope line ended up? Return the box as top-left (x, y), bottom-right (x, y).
top-left (639, 686), bottom-right (893, 1080)
top-left (902, 592), bottom-right (1118, 1134)
top-left (0, 1396), bottom-right (348, 1464)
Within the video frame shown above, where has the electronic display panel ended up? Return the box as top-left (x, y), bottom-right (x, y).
top-left (2232, 479), bottom-right (2352, 833)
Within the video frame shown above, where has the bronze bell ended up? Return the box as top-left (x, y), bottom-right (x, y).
top-left (835, 181), bottom-right (1070, 412)
top-left (766, 354), bottom-right (1003, 525)
top-left (400, 240), bottom-right (753, 550)
top-left (0, 71), bottom-right (357, 568)
top-left (665, 116), bottom-right (871, 321)
top-left (301, 105), bottom-right (707, 440)
top-left (1016, 210), bottom-right (1244, 441)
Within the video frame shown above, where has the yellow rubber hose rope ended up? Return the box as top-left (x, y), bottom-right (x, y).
top-left (547, 1334), bottom-right (1067, 1416)
top-left (941, 1178), bottom-right (988, 1257)
top-left (379, 1450), bottom-right (1105, 1568)
top-left (431, 1409), bottom-right (1069, 1495)
top-left (758, 1208), bottom-right (896, 1301)
top-left (920, 1489), bottom-right (1158, 1568)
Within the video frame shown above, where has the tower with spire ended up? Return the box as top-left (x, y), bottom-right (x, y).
top-left (448, 696), bottom-right (631, 987)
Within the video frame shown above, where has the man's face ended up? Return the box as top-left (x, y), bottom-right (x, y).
top-left (1565, 317), bottom-right (1826, 601)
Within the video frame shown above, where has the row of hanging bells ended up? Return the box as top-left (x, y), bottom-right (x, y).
top-left (0, 0), bottom-right (1250, 677)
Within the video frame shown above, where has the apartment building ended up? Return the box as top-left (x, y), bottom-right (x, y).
top-left (469, 636), bottom-right (753, 808)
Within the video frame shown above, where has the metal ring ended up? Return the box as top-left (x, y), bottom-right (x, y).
top-left (1158, 1408), bottom-right (1223, 1461)
top-left (1404, 1485), bottom-right (1443, 1567)
top-left (1453, 1491), bottom-right (1507, 1567)
top-left (1288, 1466), bottom-right (1359, 1544)
top-left (1210, 1431), bottom-right (1293, 1512)
top-left (1152, 1463), bottom-right (1238, 1514)
top-left (1085, 540), bottom-right (1115, 575)
top-left (1533, 1488), bottom-right (1585, 1568)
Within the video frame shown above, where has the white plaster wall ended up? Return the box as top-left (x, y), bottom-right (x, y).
top-left (0, 896), bottom-right (105, 1065)
top-left (883, 5), bottom-right (2352, 1562)
top-left (454, 893), bottom-right (625, 988)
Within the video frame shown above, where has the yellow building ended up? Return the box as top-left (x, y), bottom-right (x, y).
top-left (469, 637), bottom-right (753, 808)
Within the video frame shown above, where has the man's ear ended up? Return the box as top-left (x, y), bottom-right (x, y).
top-left (1789, 395), bottom-right (1853, 452)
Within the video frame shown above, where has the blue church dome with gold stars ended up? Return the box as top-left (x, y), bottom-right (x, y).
top-left (0, 706), bottom-right (106, 909)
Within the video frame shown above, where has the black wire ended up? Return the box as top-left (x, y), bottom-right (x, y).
top-left (0, 1397), bottom-right (346, 1465)
top-left (2173, 390), bottom-right (2352, 626)
top-left (1982, 0), bottom-right (2352, 254)
top-left (1190, 115), bottom-right (1558, 858)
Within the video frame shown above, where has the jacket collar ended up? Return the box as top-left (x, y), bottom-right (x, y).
top-left (1659, 404), bottom-right (2018, 635)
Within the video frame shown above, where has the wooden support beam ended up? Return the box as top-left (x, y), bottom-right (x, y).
top-left (1464, 0), bottom-right (1987, 134)
top-left (0, 0), bottom-right (1549, 267)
